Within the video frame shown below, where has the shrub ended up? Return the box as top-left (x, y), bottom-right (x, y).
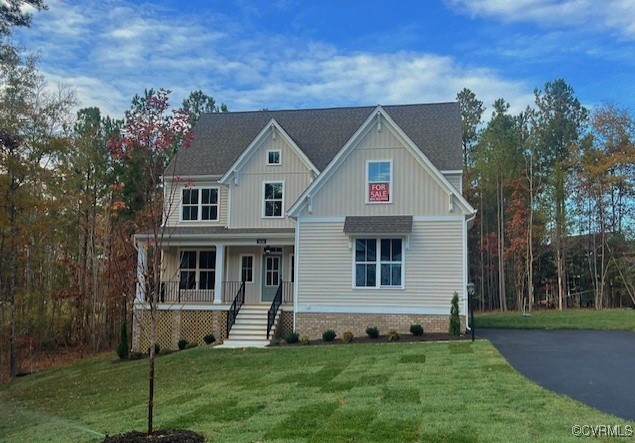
top-left (388, 329), bottom-right (400, 341)
top-left (116, 319), bottom-right (129, 360)
top-left (410, 324), bottom-right (424, 336)
top-left (366, 326), bottom-right (380, 339)
top-left (203, 334), bottom-right (216, 345)
top-left (300, 334), bottom-right (311, 345)
top-left (178, 339), bottom-right (188, 350)
top-left (342, 331), bottom-right (354, 343)
top-left (285, 331), bottom-right (300, 344)
top-left (449, 292), bottom-right (461, 336)
top-left (322, 329), bottom-right (337, 342)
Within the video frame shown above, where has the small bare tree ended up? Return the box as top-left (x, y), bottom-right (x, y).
top-left (107, 89), bottom-right (191, 434)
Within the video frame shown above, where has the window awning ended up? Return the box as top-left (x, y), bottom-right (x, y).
top-left (343, 216), bottom-right (413, 235)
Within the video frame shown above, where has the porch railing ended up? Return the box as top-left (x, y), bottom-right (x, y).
top-left (267, 282), bottom-right (283, 339)
top-left (226, 281), bottom-right (246, 336)
top-left (159, 281), bottom-right (214, 303)
top-left (222, 281), bottom-right (244, 303)
top-left (281, 281), bottom-right (294, 304)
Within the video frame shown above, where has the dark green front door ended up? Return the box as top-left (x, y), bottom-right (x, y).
top-left (261, 254), bottom-right (281, 302)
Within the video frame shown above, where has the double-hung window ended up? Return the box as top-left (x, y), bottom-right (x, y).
top-left (181, 187), bottom-right (219, 221)
top-left (354, 238), bottom-right (403, 288)
top-left (179, 250), bottom-right (215, 290)
top-left (367, 160), bottom-right (392, 203)
top-left (263, 181), bottom-right (284, 217)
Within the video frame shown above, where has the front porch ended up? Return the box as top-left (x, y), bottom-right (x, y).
top-left (132, 227), bottom-right (296, 349)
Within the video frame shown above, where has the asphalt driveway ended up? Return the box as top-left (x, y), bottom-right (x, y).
top-left (479, 329), bottom-right (635, 421)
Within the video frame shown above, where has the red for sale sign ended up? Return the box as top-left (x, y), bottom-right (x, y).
top-left (369, 183), bottom-right (390, 202)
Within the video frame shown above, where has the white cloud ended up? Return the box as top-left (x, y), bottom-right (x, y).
top-left (446, 0), bottom-right (635, 39)
top-left (14, 0), bottom-right (534, 120)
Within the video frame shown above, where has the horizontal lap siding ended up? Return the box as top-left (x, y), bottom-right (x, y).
top-left (297, 220), bottom-right (463, 309)
top-left (164, 181), bottom-right (228, 227)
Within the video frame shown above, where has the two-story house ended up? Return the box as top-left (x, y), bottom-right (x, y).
top-left (132, 103), bottom-right (476, 350)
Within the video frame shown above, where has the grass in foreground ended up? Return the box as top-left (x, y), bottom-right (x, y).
top-left (476, 308), bottom-right (635, 331)
top-left (0, 341), bottom-right (632, 442)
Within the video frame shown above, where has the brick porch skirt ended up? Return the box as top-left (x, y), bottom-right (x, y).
top-left (294, 312), bottom-right (466, 340)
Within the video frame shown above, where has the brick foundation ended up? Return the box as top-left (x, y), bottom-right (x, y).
top-left (295, 312), bottom-right (466, 339)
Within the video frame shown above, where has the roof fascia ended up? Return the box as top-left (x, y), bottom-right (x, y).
top-left (378, 109), bottom-right (476, 215)
top-left (219, 118), bottom-right (319, 184)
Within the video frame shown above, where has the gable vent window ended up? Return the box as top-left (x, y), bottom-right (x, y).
top-left (267, 149), bottom-right (281, 165)
top-left (181, 187), bottom-right (219, 221)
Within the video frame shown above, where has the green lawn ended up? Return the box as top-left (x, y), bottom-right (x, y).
top-left (476, 308), bottom-right (635, 331)
top-left (0, 341), bottom-right (631, 442)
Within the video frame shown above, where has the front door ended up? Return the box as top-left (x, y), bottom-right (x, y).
top-left (261, 254), bottom-right (281, 302)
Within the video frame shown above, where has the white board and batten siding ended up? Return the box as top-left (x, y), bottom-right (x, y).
top-left (163, 180), bottom-right (228, 227)
top-left (228, 131), bottom-right (313, 229)
top-left (297, 220), bottom-right (464, 311)
top-left (304, 126), bottom-right (452, 217)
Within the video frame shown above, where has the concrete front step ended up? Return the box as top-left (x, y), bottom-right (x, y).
top-left (217, 339), bottom-right (270, 349)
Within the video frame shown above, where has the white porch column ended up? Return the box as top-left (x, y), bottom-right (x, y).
top-left (214, 243), bottom-right (225, 303)
top-left (135, 243), bottom-right (147, 302)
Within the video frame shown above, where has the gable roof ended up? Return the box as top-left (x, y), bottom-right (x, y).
top-left (287, 105), bottom-right (476, 216)
top-left (166, 103), bottom-right (462, 176)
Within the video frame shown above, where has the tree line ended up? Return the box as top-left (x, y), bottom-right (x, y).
top-left (459, 84), bottom-right (635, 312)
top-left (0, 33), bottom-right (225, 377)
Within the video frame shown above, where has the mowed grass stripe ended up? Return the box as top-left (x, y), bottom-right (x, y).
top-left (0, 341), bottom-right (632, 442)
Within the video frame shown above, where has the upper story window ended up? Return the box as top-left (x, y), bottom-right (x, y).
top-left (263, 181), bottom-right (284, 218)
top-left (367, 160), bottom-right (392, 204)
top-left (266, 149), bottom-right (281, 165)
top-left (181, 187), bottom-right (219, 221)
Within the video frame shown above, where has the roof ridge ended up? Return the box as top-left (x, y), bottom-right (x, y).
top-left (200, 102), bottom-right (457, 116)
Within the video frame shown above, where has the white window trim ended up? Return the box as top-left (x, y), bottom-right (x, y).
top-left (365, 159), bottom-right (393, 204)
top-left (179, 186), bottom-right (220, 222)
top-left (262, 180), bottom-right (285, 219)
top-left (266, 149), bottom-right (282, 166)
top-left (178, 249), bottom-right (216, 290)
top-left (239, 254), bottom-right (255, 284)
top-left (351, 237), bottom-right (405, 290)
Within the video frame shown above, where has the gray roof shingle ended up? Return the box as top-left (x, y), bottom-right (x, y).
top-left (343, 216), bottom-right (413, 234)
top-left (167, 103), bottom-right (461, 176)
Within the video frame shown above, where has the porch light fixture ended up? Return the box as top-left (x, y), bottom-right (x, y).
top-left (467, 282), bottom-right (476, 342)
top-left (264, 246), bottom-right (271, 255)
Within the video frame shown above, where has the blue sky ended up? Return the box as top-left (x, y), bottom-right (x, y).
top-left (14, 0), bottom-right (635, 119)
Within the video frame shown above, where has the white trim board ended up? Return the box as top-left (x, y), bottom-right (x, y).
top-left (219, 119), bottom-right (319, 184)
top-left (296, 304), bottom-right (466, 316)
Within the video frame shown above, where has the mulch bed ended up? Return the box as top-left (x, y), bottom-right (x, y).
top-left (103, 430), bottom-right (204, 443)
top-left (274, 332), bottom-right (469, 346)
